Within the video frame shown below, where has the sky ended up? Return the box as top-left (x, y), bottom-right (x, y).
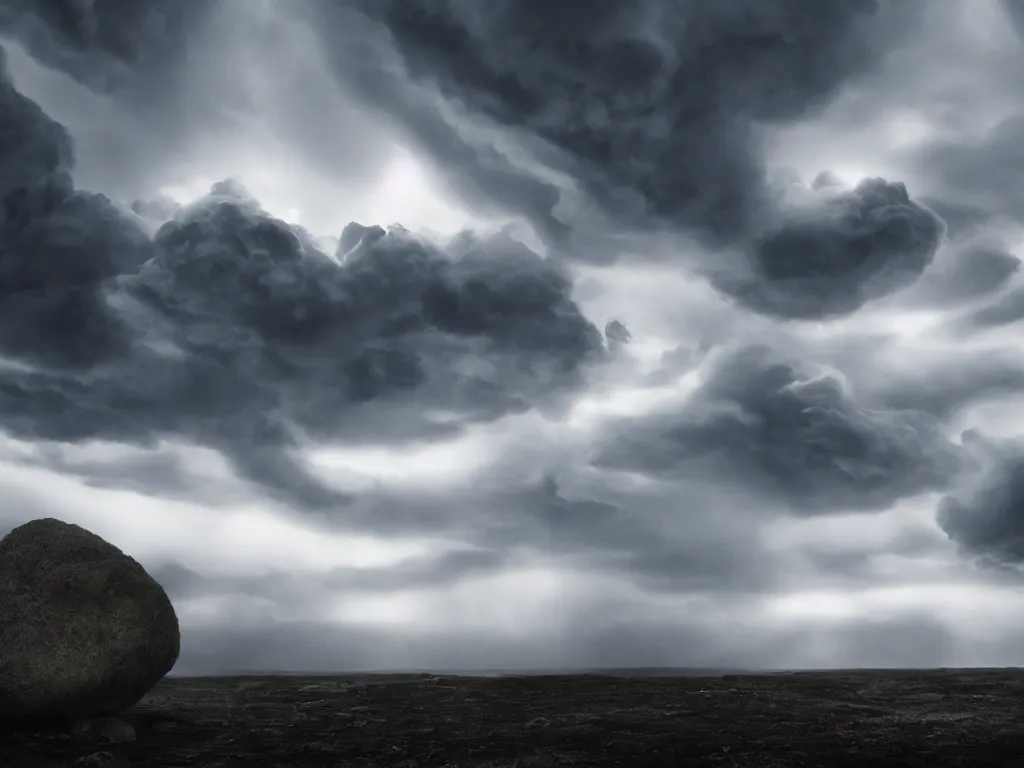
top-left (3, 0), bottom-right (1024, 674)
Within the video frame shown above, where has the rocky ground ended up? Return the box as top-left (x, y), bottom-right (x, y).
top-left (5, 669), bottom-right (1024, 767)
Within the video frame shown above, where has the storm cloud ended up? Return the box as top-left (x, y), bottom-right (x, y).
top-left (2, 0), bottom-right (1024, 672)
top-left (0, 52), bottom-right (606, 510)
top-left (938, 435), bottom-right (1024, 565)
top-left (594, 345), bottom-right (961, 515)
top-left (304, 0), bottom-right (948, 321)
top-left (714, 178), bottom-right (944, 319)
top-left (348, 0), bottom-right (894, 240)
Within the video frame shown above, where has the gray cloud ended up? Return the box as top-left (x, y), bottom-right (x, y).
top-left (5, 1), bottom-right (945, 323)
top-left (152, 547), bottom-right (515, 612)
top-left (4, 0), bottom-right (1024, 673)
top-left (0, 0), bottom-right (215, 195)
top-left (938, 436), bottom-right (1024, 564)
top-left (346, 0), bottom-right (900, 243)
top-left (1007, 0), bottom-right (1024, 40)
top-left (594, 345), bottom-right (961, 515)
top-left (868, 352), bottom-right (1024, 420)
top-left (916, 198), bottom-right (996, 242)
top-left (317, 1), bottom-right (949, 321)
top-left (518, 476), bottom-right (779, 594)
top-left (9, 441), bottom-right (249, 506)
top-left (713, 179), bottom-right (944, 319)
top-left (914, 115), bottom-right (1024, 229)
top-left (962, 285), bottom-right (1024, 331)
top-left (0, 0), bottom-right (403, 214)
top-left (0, 46), bottom-right (151, 369)
top-left (0, 1), bottom-right (202, 99)
top-left (907, 243), bottom-right (1020, 308)
top-left (0, 58), bottom-right (606, 511)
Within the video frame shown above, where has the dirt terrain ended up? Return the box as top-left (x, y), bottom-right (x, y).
top-left (5, 669), bottom-right (1024, 767)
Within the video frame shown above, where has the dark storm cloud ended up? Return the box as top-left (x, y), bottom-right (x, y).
top-left (347, 0), bottom-right (892, 242)
top-left (0, 0), bottom-right (402, 207)
top-left (603, 319), bottom-right (630, 354)
top-left (0, 63), bottom-right (605, 511)
top-left (0, 0), bottom-right (209, 95)
top-left (0, 44), bottom-right (72, 195)
top-left (0, 45), bottom-right (152, 369)
top-left (7, 1), bottom-right (941, 321)
top-left (712, 179), bottom-right (944, 319)
top-left (594, 345), bottom-right (961, 515)
top-left (937, 436), bottom-right (1024, 565)
top-left (274, 2), bottom-right (572, 247)
top-left (0, 0), bottom-right (213, 196)
top-left (312, 0), bottom-right (943, 319)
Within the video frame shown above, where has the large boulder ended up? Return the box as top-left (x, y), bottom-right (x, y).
top-left (0, 518), bottom-right (180, 722)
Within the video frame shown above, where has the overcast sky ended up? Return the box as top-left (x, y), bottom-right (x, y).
top-left (4, 0), bottom-right (1024, 674)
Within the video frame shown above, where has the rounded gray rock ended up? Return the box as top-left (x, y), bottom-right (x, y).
top-left (0, 518), bottom-right (180, 721)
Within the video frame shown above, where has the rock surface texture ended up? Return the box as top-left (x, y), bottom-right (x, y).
top-left (0, 518), bottom-right (179, 722)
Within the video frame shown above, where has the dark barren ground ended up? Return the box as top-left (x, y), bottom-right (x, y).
top-left (6, 669), bottom-right (1024, 767)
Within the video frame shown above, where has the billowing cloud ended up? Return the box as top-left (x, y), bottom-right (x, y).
top-left (0, 45), bottom-right (152, 369)
top-left (0, 0), bottom-right (210, 95)
top-left (310, 1), bottom-right (948, 321)
top-left (0, 58), bottom-right (606, 510)
top-left (346, 0), bottom-right (898, 242)
top-left (594, 345), bottom-right (961, 515)
top-left (713, 179), bottom-right (944, 318)
top-left (937, 434), bottom-right (1024, 564)
top-left (4, 0), bottom-right (1024, 673)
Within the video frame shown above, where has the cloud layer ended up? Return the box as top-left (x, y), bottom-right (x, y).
top-left (2, 0), bottom-right (1024, 671)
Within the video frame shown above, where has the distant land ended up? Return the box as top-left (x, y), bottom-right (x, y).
top-left (169, 665), bottom-right (1024, 678)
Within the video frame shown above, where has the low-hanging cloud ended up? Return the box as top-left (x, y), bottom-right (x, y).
top-left (594, 345), bottom-right (961, 515)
